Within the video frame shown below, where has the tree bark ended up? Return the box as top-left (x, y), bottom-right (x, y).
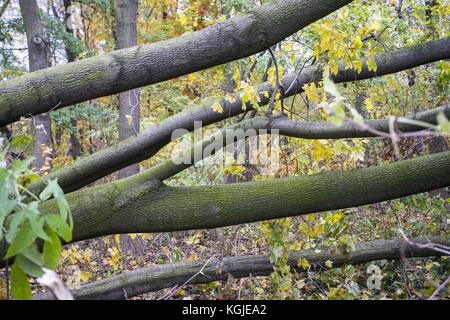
top-left (114, 0), bottom-right (140, 178)
top-left (113, 0), bottom-right (144, 255)
top-left (8, 152), bottom-right (450, 255)
top-left (63, 0), bottom-right (82, 160)
top-left (19, 0), bottom-right (52, 171)
top-left (33, 238), bottom-right (450, 300)
top-left (42, 151), bottom-right (450, 240)
top-left (142, 106), bottom-right (450, 182)
top-left (27, 38), bottom-right (450, 195)
top-left (2, 151), bottom-right (449, 268)
top-left (0, 0), bottom-right (353, 126)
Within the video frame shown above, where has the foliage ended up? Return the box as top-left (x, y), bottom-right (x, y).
top-left (0, 17), bottom-right (26, 79)
top-left (0, 0), bottom-right (449, 301)
top-left (0, 156), bottom-right (72, 300)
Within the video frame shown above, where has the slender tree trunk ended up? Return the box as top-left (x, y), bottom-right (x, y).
top-left (424, 0), bottom-right (448, 166)
top-left (425, 0), bottom-right (438, 39)
top-left (63, 0), bottom-right (82, 160)
top-left (114, 0), bottom-right (140, 178)
top-left (19, 0), bottom-right (52, 171)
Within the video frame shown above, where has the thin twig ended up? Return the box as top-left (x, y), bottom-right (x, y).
top-left (428, 274), bottom-right (450, 300)
top-left (266, 48), bottom-right (281, 116)
top-left (159, 254), bottom-right (219, 300)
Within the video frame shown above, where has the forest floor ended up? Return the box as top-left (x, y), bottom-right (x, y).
top-left (28, 190), bottom-right (449, 300)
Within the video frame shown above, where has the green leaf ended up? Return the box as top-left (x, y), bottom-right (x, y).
top-left (28, 214), bottom-right (51, 242)
top-left (46, 214), bottom-right (72, 242)
top-left (15, 254), bottom-right (44, 277)
top-left (43, 227), bottom-right (62, 270)
top-left (0, 168), bottom-right (9, 183)
top-left (324, 77), bottom-right (341, 99)
top-left (347, 104), bottom-right (364, 125)
top-left (0, 198), bottom-right (15, 219)
top-left (11, 261), bottom-right (32, 300)
top-left (22, 245), bottom-right (44, 267)
top-left (21, 201), bottom-right (51, 242)
top-left (8, 134), bottom-right (34, 154)
top-left (5, 224), bottom-right (36, 259)
top-left (39, 179), bottom-right (63, 201)
top-left (56, 197), bottom-right (70, 222)
top-left (0, 198), bottom-right (16, 240)
top-left (11, 158), bottom-right (34, 175)
top-left (39, 181), bottom-right (55, 201)
top-left (6, 209), bottom-right (27, 242)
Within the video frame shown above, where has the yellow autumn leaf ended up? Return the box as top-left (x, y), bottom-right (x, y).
top-left (255, 287), bottom-right (265, 294)
top-left (261, 91), bottom-right (270, 99)
top-left (129, 233), bottom-right (138, 240)
top-left (291, 241), bottom-right (302, 251)
top-left (225, 94), bottom-right (236, 103)
top-left (224, 165), bottom-right (245, 176)
top-left (312, 140), bottom-right (332, 163)
top-left (313, 223), bottom-right (325, 236)
top-left (240, 84), bottom-right (260, 110)
top-left (267, 65), bottom-right (284, 87)
top-left (114, 234), bottom-right (121, 247)
top-left (211, 101), bottom-right (223, 113)
top-left (290, 52), bottom-right (296, 64)
top-left (298, 258), bottom-right (310, 270)
top-left (299, 221), bottom-right (312, 236)
top-left (329, 59), bottom-right (339, 75)
top-left (331, 211), bottom-right (343, 223)
top-left (353, 60), bottom-right (363, 73)
top-left (79, 271), bottom-right (91, 282)
top-left (232, 65), bottom-right (241, 86)
top-left (282, 42), bottom-right (293, 51)
top-left (125, 114), bottom-right (133, 126)
top-left (364, 98), bottom-right (374, 111)
top-left (353, 35), bottom-right (363, 49)
top-left (303, 83), bottom-right (321, 104)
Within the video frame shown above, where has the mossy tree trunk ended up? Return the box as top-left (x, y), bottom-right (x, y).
top-left (33, 238), bottom-right (450, 300)
top-left (2, 151), bottom-right (449, 266)
top-left (26, 38), bottom-right (450, 196)
top-left (0, 0), bottom-right (353, 126)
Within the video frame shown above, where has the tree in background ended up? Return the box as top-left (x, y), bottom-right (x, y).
top-left (114, 0), bottom-right (140, 178)
top-left (19, 0), bottom-right (52, 171)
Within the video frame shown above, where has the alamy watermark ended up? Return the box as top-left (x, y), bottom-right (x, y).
top-left (366, 264), bottom-right (383, 290)
top-left (65, 5), bottom-right (82, 32)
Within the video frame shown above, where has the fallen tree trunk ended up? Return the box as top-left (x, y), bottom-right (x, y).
top-left (144, 106), bottom-right (450, 182)
top-left (33, 238), bottom-right (450, 300)
top-left (264, 106), bottom-right (450, 139)
top-left (0, 0), bottom-right (353, 126)
top-left (1, 151), bottom-right (448, 266)
top-left (1, 152), bottom-right (449, 269)
top-left (27, 37), bottom-right (450, 195)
